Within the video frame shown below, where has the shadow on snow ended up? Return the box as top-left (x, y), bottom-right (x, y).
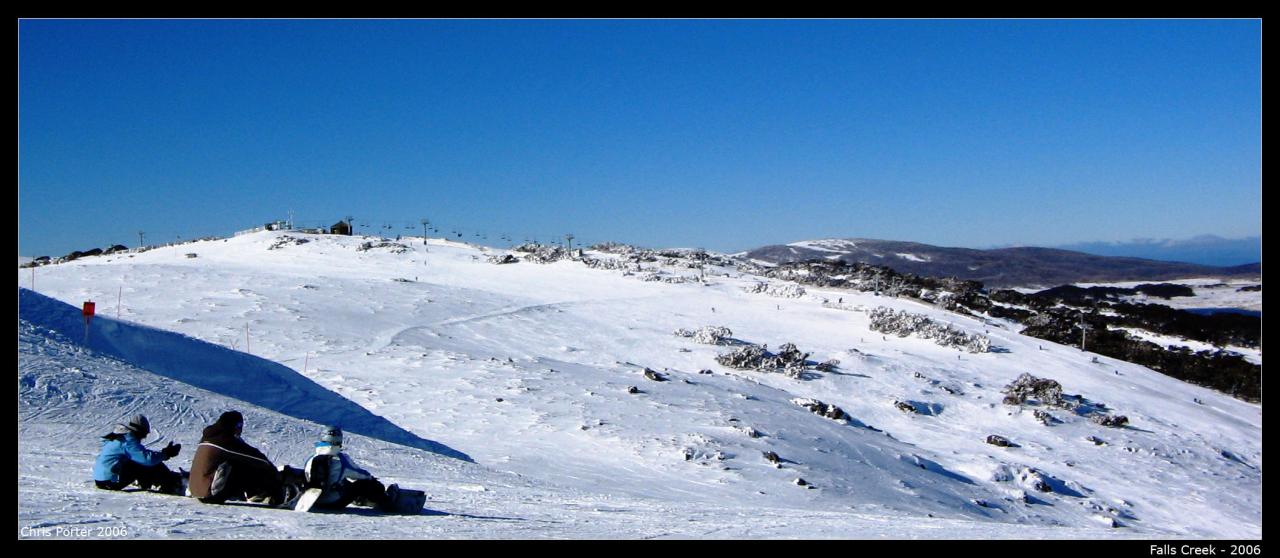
top-left (19, 288), bottom-right (471, 463)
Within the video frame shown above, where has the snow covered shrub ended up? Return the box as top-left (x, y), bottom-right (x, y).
top-left (1018, 467), bottom-right (1053, 493)
top-left (772, 343), bottom-right (810, 378)
top-left (744, 282), bottom-right (806, 299)
top-left (487, 254), bottom-right (519, 265)
top-left (1033, 410), bottom-right (1058, 426)
top-left (582, 257), bottom-right (630, 271)
top-left (894, 400), bottom-right (919, 414)
top-left (1090, 414), bottom-right (1129, 428)
top-left (516, 244), bottom-right (572, 264)
top-left (986, 434), bottom-right (1013, 447)
top-left (1001, 373), bottom-right (1065, 407)
top-left (674, 326), bottom-right (733, 345)
top-left (716, 343), bottom-right (817, 378)
top-left (589, 242), bottom-right (641, 255)
top-left (643, 368), bottom-right (668, 382)
top-left (357, 241), bottom-right (410, 254)
top-left (268, 236), bottom-right (311, 250)
top-left (693, 326), bottom-right (732, 345)
top-left (641, 272), bottom-right (695, 284)
top-left (989, 464), bottom-right (1016, 483)
top-left (716, 344), bottom-right (767, 370)
top-left (867, 307), bottom-right (990, 353)
top-left (792, 398), bottom-right (848, 421)
top-left (1003, 374), bottom-right (1124, 426)
top-left (815, 359), bottom-right (840, 372)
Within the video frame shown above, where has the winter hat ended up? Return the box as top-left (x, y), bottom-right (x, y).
top-left (215, 411), bottom-right (244, 433)
top-left (114, 415), bottom-right (150, 437)
top-left (319, 426), bottom-right (343, 447)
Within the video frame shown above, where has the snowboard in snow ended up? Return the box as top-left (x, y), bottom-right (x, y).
top-left (379, 484), bottom-right (426, 515)
top-left (293, 488), bottom-right (324, 512)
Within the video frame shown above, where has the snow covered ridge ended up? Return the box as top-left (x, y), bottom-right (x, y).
top-left (17, 288), bottom-right (468, 462)
top-left (753, 237), bottom-right (1259, 288)
top-left (16, 230), bottom-right (1263, 538)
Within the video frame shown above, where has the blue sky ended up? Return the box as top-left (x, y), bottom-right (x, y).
top-left (19, 19), bottom-right (1261, 257)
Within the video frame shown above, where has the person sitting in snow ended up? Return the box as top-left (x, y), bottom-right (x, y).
top-left (189, 411), bottom-right (299, 507)
top-left (302, 426), bottom-right (393, 510)
top-left (93, 414), bottom-right (185, 494)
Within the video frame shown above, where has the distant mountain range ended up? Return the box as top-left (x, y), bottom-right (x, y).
top-left (1053, 235), bottom-right (1261, 268)
top-left (742, 238), bottom-right (1261, 289)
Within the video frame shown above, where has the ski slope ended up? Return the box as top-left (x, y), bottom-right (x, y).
top-left (18, 231), bottom-right (1262, 539)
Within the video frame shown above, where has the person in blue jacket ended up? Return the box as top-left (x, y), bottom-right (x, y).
top-left (302, 426), bottom-right (391, 510)
top-left (92, 414), bottom-right (184, 494)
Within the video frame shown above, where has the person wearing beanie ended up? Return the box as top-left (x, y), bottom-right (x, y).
top-left (92, 414), bottom-right (184, 494)
top-left (189, 411), bottom-right (294, 506)
top-left (301, 426), bottom-right (391, 511)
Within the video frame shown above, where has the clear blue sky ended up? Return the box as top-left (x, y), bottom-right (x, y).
top-left (19, 19), bottom-right (1261, 257)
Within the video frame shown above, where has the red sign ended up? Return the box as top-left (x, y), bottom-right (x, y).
top-left (82, 301), bottom-right (96, 317)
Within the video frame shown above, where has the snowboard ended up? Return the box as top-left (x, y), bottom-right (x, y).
top-left (293, 487), bottom-right (324, 512)
top-left (379, 484), bottom-right (426, 515)
top-left (292, 484), bottom-right (425, 514)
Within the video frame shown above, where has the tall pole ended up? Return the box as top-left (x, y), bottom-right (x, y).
top-left (420, 219), bottom-right (429, 245)
top-left (138, 231), bottom-right (145, 249)
top-left (1080, 310), bottom-right (1087, 352)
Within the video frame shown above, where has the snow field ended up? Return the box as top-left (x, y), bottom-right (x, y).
top-left (19, 231), bottom-right (1261, 538)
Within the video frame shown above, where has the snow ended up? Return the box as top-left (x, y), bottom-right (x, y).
top-left (1073, 279), bottom-right (1261, 313)
top-left (18, 231), bottom-right (1262, 539)
top-left (1010, 278), bottom-right (1262, 316)
top-left (1110, 326), bottom-right (1262, 366)
top-left (788, 239), bottom-right (858, 253)
top-left (894, 253), bottom-right (931, 263)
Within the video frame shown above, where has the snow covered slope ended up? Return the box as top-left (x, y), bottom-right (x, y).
top-left (18, 231), bottom-right (1262, 538)
top-left (1073, 278), bottom-right (1262, 314)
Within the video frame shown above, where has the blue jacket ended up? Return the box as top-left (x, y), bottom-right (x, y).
top-left (93, 433), bottom-right (165, 483)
